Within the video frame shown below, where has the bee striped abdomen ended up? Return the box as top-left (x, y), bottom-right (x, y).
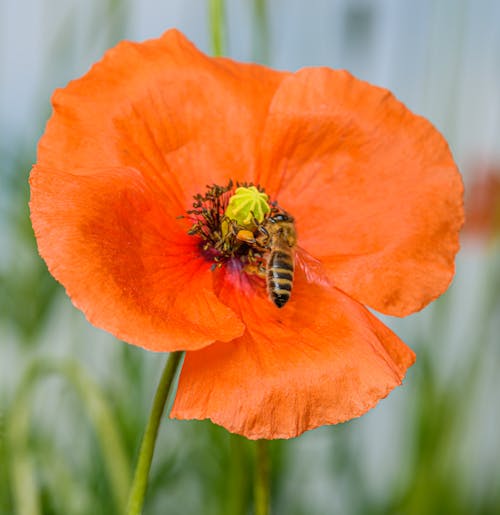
top-left (267, 249), bottom-right (294, 308)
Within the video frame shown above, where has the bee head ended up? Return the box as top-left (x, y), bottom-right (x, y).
top-left (269, 212), bottom-right (294, 224)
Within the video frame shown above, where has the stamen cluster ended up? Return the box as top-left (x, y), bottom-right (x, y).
top-left (185, 181), bottom-right (279, 267)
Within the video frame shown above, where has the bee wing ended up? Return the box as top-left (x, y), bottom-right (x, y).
top-left (294, 246), bottom-right (332, 287)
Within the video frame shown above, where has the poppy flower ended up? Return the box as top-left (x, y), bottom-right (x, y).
top-left (30, 29), bottom-right (464, 439)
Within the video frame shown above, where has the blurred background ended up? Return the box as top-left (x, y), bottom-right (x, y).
top-left (1, 0), bottom-right (499, 514)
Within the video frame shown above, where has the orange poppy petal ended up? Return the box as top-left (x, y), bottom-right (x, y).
top-left (171, 268), bottom-right (415, 439)
top-left (38, 29), bottom-right (287, 213)
top-left (257, 68), bottom-right (464, 316)
top-left (30, 165), bottom-right (244, 350)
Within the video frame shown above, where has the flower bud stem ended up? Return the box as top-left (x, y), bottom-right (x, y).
top-left (209, 0), bottom-right (226, 57)
top-left (126, 351), bottom-right (184, 515)
top-left (254, 439), bottom-right (271, 515)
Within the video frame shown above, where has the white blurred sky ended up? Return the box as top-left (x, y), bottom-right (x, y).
top-left (1, 0), bottom-right (500, 179)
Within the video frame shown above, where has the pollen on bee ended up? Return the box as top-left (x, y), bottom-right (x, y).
top-left (236, 229), bottom-right (255, 243)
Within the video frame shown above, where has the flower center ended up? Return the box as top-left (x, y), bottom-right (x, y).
top-left (224, 185), bottom-right (270, 229)
top-left (185, 181), bottom-right (290, 267)
top-left (185, 181), bottom-right (298, 308)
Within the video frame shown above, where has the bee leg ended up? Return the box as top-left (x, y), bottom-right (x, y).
top-left (257, 225), bottom-right (269, 237)
top-left (243, 262), bottom-right (266, 278)
top-left (255, 225), bottom-right (270, 248)
top-left (249, 212), bottom-right (269, 238)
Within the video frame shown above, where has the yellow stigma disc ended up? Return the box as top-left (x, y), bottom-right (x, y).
top-left (224, 186), bottom-right (270, 228)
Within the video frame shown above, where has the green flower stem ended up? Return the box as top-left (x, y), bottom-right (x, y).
top-left (254, 439), bottom-right (271, 515)
top-left (253, 0), bottom-right (270, 64)
top-left (227, 434), bottom-right (250, 515)
top-left (209, 0), bottom-right (226, 56)
top-left (126, 351), bottom-right (184, 515)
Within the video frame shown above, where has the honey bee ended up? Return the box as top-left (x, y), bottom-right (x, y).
top-left (237, 212), bottom-right (297, 308)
